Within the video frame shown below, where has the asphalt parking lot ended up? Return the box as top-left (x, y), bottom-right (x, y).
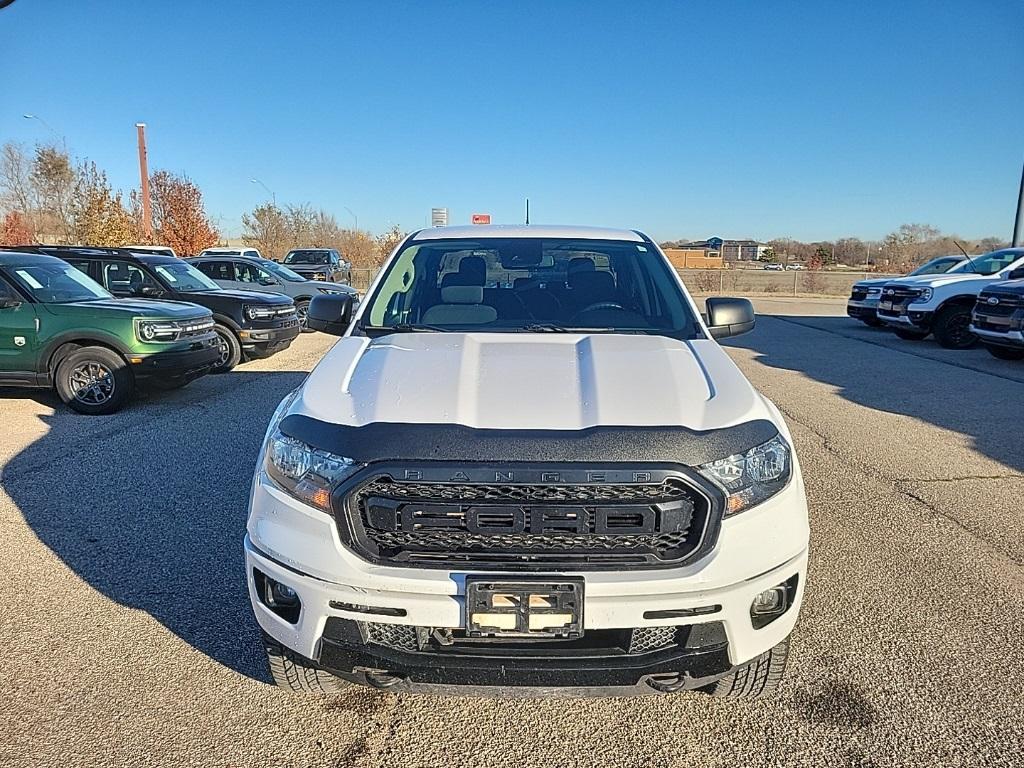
top-left (3, 298), bottom-right (1023, 768)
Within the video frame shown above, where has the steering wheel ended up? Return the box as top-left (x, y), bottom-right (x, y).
top-left (578, 301), bottom-right (624, 314)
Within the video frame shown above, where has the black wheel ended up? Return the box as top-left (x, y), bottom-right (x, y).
top-left (705, 636), bottom-right (790, 699)
top-left (932, 305), bottom-right (977, 349)
top-left (894, 328), bottom-right (929, 341)
top-left (985, 344), bottom-right (1024, 361)
top-left (263, 631), bottom-right (352, 693)
top-left (54, 346), bottom-right (134, 415)
top-left (211, 323), bottom-right (242, 373)
top-left (295, 299), bottom-right (312, 332)
top-left (861, 317), bottom-right (883, 328)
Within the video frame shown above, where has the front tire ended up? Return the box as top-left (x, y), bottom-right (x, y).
top-left (55, 346), bottom-right (134, 415)
top-left (706, 636), bottom-right (790, 699)
top-left (932, 305), bottom-right (977, 349)
top-left (295, 299), bottom-right (312, 332)
top-left (985, 344), bottom-right (1024, 361)
top-left (894, 328), bottom-right (929, 341)
top-left (263, 632), bottom-right (352, 693)
top-left (211, 323), bottom-right (242, 373)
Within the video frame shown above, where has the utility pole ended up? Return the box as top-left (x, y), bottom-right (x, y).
top-left (525, 198), bottom-right (530, 225)
top-left (136, 123), bottom-right (152, 240)
top-left (1013, 160), bottom-right (1024, 247)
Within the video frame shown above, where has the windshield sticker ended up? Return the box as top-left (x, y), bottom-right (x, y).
top-left (15, 270), bottom-right (43, 289)
top-left (155, 267), bottom-right (178, 282)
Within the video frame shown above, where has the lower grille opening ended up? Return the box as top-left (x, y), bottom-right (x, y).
top-left (342, 620), bottom-right (726, 658)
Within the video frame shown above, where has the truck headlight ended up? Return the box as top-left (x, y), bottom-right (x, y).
top-left (912, 288), bottom-right (933, 303)
top-left (264, 428), bottom-right (360, 511)
top-left (698, 435), bottom-right (792, 515)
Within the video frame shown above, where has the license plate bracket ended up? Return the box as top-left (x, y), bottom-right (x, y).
top-left (465, 577), bottom-right (584, 639)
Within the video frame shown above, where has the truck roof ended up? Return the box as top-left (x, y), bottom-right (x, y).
top-left (410, 224), bottom-right (644, 242)
top-left (0, 250), bottom-right (68, 268)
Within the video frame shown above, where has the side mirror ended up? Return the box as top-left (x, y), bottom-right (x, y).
top-left (0, 297), bottom-right (22, 309)
top-left (258, 276), bottom-right (278, 286)
top-left (705, 297), bottom-right (755, 339)
top-left (307, 293), bottom-right (353, 335)
top-left (1008, 266), bottom-right (1024, 280)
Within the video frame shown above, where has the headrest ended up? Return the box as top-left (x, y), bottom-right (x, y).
top-left (441, 285), bottom-right (484, 304)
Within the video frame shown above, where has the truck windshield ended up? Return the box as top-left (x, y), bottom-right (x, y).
top-left (909, 257), bottom-right (963, 276)
top-left (284, 250), bottom-right (329, 265)
top-left (151, 261), bottom-right (222, 292)
top-left (359, 237), bottom-right (702, 338)
top-left (6, 263), bottom-right (112, 303)
top-left (262, 261), bottom-right (307, 282)
top-left (951, 250), bottom-right (1023, 276)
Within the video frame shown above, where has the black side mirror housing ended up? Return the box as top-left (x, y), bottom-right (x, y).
top-left (307, 293), bottom-right (353, 335)
top-left (705, 297), bottom-right (756, 339)
top-left (1007, 266), bottom-right (1024, 281)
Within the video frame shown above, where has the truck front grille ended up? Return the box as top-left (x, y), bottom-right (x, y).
top-left (338, 471), bottom-right (716, 570)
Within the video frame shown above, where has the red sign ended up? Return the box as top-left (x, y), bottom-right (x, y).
top-left (471, 213), bottom-right (491, 225)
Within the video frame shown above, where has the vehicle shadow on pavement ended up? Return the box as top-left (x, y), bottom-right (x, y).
top-left (726, 315), bottom-right (1024, 473)
top-left (4, 370), bottom-right (308, 683)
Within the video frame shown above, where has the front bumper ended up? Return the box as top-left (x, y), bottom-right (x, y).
top-left (240, 322), bottom-right (301, 357)
top-left (878, 307), bottom-right (933, 329)
top-left (846, 299), bottom-right (879, 319)
top-left (129, 337), bottom-right (220, 378)
top-left (245, 463), bottom-right (809, 692)
top-left (969, 325), bottom-right (1024, 349)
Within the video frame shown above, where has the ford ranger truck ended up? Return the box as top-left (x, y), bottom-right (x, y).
top-left (876, 248), bottom-right (1024, 347)
top-left (847, 254), bottom-right (966, 327)
top-left (969, 265), bottom-right (1024, 360)
top-left (246, 225), bottom-right (809, 698)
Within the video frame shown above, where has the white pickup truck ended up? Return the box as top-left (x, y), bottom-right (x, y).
top-left (876, 248), bottom-right (1024, 347)
top-left (246, 225), bottom-right (809, 698)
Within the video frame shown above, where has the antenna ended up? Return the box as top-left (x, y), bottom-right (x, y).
top-left (525, 198), bottom-right (530, 225)
top-left (953, 240), bottom-right (977, 272)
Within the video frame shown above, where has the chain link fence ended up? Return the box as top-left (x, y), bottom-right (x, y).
top-left (677, 269), bottom-right (901, 297)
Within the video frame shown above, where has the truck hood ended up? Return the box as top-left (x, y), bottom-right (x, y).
top-left (293, 332), bottom-right (772, 431)
top-left (886, 272), bottom-right (1000, 290)
top-left (178, 289), bottom-right (292, 305)
top-left (853, 278), bottom-right (891, 289)
top-left (42, 298), bottom-right (211, 320)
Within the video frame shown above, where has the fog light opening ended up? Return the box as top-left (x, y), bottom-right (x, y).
top-left (254, 568), bottom-right (302, 624)
top-left (750, 574), bottom-right (799, 630)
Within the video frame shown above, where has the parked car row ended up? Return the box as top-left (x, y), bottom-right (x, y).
top-left (847, 247), bottom-right (1024, 359)
top-left (0, 243), bottom-right (356, 415)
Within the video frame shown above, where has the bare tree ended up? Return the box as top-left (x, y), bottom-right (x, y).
top-left (30, 144), bottom-right (76, 242)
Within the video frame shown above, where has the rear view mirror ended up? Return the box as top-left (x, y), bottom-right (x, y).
top-left (705, 297), bottom-right (755, 339)
top-left (307, 293), bottom-right (353, 336)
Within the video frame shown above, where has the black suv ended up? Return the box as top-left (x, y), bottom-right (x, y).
top-left (280, 248), bottom-right (352, 284)
top-left (28, 246), bottom-right (300, 373)
top-left (970, 266), bottom-right (1024, 360)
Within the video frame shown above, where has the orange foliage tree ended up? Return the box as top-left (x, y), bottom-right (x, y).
top-left (148, 170), bottom-right (218, 256)
top-left (0, 211), bottom-right (35, 246)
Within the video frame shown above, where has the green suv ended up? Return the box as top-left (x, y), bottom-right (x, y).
top-left (0, 250), bottom-right (220, 414)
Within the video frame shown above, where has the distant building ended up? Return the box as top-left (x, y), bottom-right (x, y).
top-left (684, 237), bottom-right (769, 262)
top-left (663, 248), bottom-right (724, 269)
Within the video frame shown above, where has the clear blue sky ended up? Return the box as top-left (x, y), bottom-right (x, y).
top-left (2, 0), bottom-right (1021, 242)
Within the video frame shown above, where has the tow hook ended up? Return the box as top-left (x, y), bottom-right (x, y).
top-left (356, 667), bottom-right (405, 689)
top-left (645, 673), bottom-right (688, 693)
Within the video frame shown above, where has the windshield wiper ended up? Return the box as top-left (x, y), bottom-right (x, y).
top-left (516, 324), bottom-right (637, 334)
top-left (367, 323), bottom-right (448, 333)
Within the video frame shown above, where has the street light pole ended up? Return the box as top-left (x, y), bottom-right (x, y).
top-left (1013, 160), bottom-right (1024, 247)
top-left (23, 113), bottom-right (64, 149)
top-left (136, 123), bottom-right (153, 241)
top-left (250, 178), bottom-right (276, 205)
top-left (343, 206), bottom-right (358, 230)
